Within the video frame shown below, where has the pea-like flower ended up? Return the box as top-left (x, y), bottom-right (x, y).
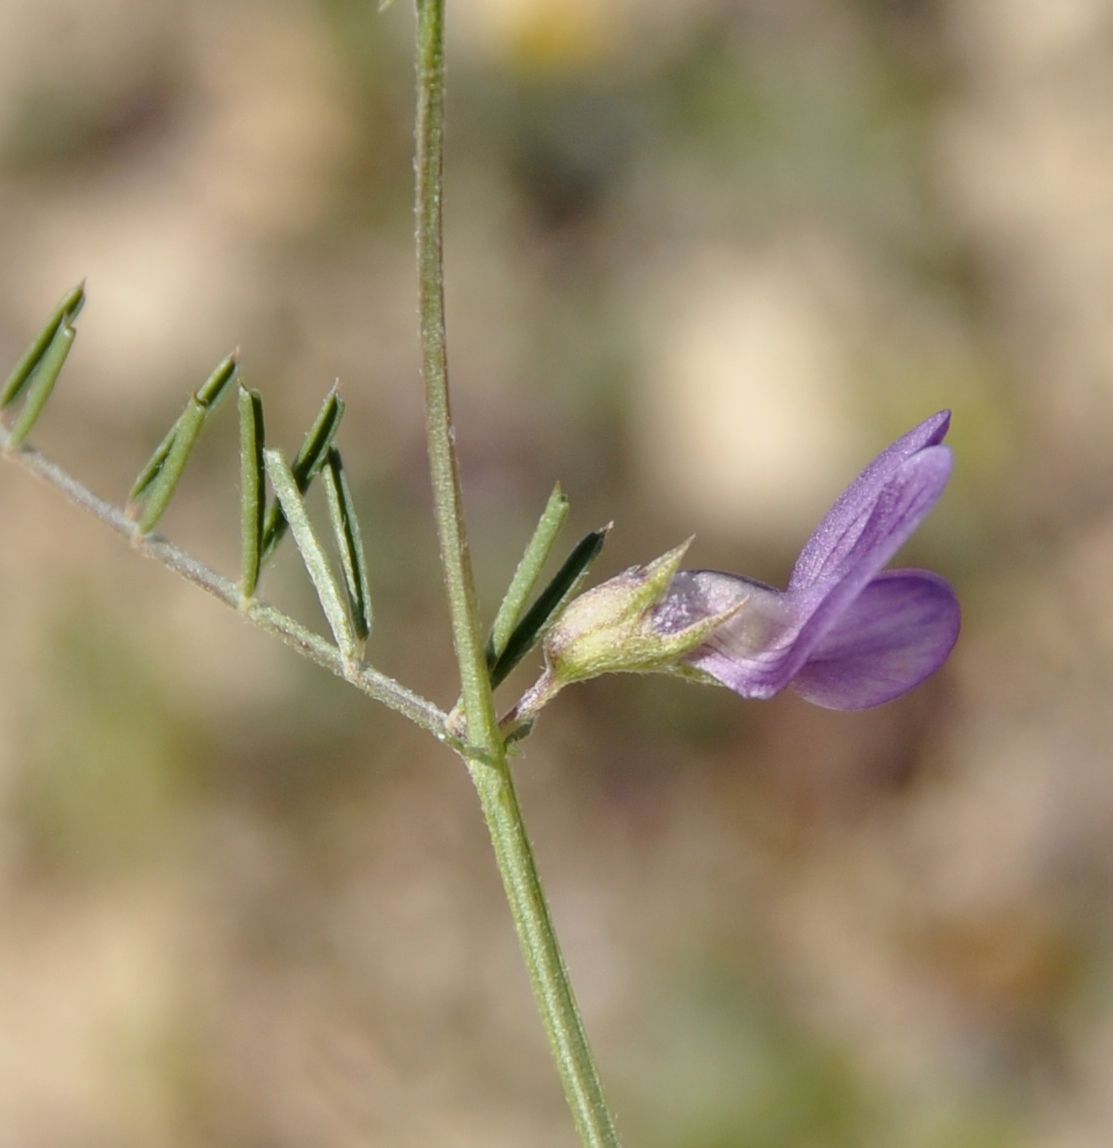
top-left (520, 412), bottom-right (959, 724)
top-left (653, 410), bottom-right (960, 709)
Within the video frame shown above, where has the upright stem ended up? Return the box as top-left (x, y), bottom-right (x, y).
top-left (414, 0), bottom-right (496, 748)
top-left (470, 760), bottom-right (622, 1148)
top-left (412, 3), bottom-right (621, 1144)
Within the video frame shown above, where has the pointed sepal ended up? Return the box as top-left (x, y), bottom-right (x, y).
top-left (541, 538), bottom-right (748, 685)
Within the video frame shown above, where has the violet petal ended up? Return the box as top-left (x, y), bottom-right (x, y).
top-left (651, 414), bottom-right (958, 707)
top-left (790, 570), bottom-right (960, 709)
top-left (663, 571), bottom-right (795, 698)
top-left (779, 444), bottom-right (953, 685)
top-left (790, 411), bottom-right (950, 591)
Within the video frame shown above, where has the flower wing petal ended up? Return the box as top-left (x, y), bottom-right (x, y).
top-left (790, 411), bottom-right (951, 591)
top-left (790, 570), bottom-right (960, 709)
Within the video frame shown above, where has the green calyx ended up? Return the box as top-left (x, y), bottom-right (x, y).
top-left (542, 539), bottom-right (744, 687)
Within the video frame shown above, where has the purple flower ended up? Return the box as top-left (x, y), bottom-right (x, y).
top-left (523, 412), bottom-right (960, 730)
top-left (652, 411), bottom-right (960, 709)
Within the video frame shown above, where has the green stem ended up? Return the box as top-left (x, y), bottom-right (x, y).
top-left (470, 755), bottom-right (622, 1148)
top-left (414, 0), bottom-right (496, 748)
top-left (413, 2), bottom-right (621, 1144)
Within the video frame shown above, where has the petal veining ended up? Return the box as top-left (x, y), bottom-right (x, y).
top-left (781, 445), bottom-right (953, 681)
top-left (790, 570), bottom-right (960, 708)
top-left (790, 411), bottom-right (950, 590)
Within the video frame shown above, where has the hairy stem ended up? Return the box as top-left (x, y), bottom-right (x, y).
top-left (413, 2), bottom-right (621, 1144)
top-left (471, 758), bottom-right (622, 1148)
top-left (0, 431), bottom-right (446, 738)
top-left (414, 0), bottom-right (496, 747)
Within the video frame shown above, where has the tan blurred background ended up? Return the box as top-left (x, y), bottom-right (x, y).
top-left (2, 1), bottom-right (1112, 1145)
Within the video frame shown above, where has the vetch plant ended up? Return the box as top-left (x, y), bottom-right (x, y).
top-left (0, 4), bottom-right (959, 1146)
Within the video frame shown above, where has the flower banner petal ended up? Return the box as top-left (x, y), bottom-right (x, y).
top-left (790, 411), bottom-right (951, 591)
top-left (781, 444), bottom-right (953, 681)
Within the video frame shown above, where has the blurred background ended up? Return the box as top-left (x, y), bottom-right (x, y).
top-left (1, 1), bottom-right (1111, 1145)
